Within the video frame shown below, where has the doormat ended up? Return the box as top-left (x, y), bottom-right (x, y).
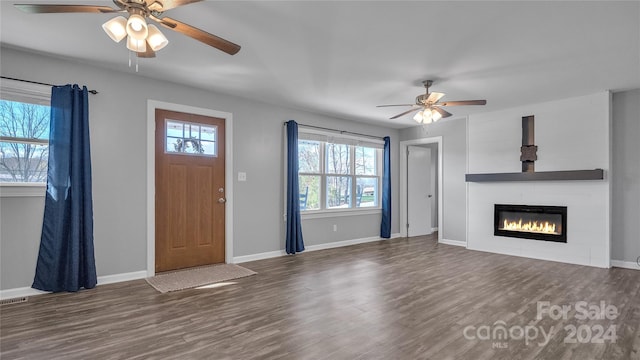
top-left (146, 264), bottom-right (257, 294)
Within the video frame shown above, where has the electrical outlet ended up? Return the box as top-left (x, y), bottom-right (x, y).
top-left (238, 172), bottom-right (247, 181)
top-left (333, 224), bottom-right (337, 232)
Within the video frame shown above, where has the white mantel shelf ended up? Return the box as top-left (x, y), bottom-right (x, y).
top-left (465, 169), bottom-right (604, 182)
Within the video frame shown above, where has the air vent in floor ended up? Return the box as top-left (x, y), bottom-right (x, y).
top-left (0, 297), bottom-right (28, 306)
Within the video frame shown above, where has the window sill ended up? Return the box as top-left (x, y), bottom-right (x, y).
top-left (301, 208), bottom-right (381, 220)
top-left (0, 183), bottom-right (46, 197)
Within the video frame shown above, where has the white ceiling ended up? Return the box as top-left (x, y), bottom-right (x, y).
top-left (1, 1), bottom-right (639, 128)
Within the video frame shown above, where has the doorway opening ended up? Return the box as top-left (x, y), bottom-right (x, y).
top-left (400, 137), bottom-right (443, 242)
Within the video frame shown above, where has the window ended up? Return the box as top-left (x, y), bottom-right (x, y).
top-left (298, 130), bottom-right (382, 212)
top-left (0, 80), bottom-right (51, 184)
top-left (165, 119), bottom-right (217, 157)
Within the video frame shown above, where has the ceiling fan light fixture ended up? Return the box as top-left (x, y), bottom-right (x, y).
top-left (147, 24), bottom-right (169, 51)
top-left (413, 110), bottom-right (424, 123)
top-left (423, 109), bottom-right (434, 124)
top-left (432, 110), bottom-right (442, 122)
top-left (126, 36), bottom-right (147, 52)
top-left (126, 13), bottom-right (148, 41)
top-left (102, 16), bottom-right (127, 43)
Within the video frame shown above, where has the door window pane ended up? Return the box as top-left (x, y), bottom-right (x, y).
top-left (326, 176), bottom-right (351, 208)
top-left (166, 121), bottom-right (184, 137)
top-left (165, 120), bottom-right (217, 157)
top-left (188, 124), bottom-right (200, 138)
top-left (199, 141), bottom-right (216, 156)
top-left (326, 143), bottom-right (350, 174)
top-left (299, 175), bottom-right (320, 211)
top-left (355, 146), bottom-right (376, 175)
top-left (298, 140), bottom-right (320, 173)
top-left (356, 177), bottom-right (378, 208)
top-left (201, 125), bottom-right (216, 141)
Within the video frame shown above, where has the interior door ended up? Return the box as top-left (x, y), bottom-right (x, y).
top-left (155, 109), bottom-right (225, 272)
top-left (407, 145), bottom-right (432, 237)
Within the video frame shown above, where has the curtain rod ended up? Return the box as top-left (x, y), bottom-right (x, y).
top-left (284, 122), bottom-right (384, 141)
top-left (1, 76), bottom-right (98, 95)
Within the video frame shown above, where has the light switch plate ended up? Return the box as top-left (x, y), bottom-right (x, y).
top-left (238, 172), bottom-right (247, 181)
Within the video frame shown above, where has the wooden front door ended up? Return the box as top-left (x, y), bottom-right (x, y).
top-left (155, 109), bottom-right (225, 272)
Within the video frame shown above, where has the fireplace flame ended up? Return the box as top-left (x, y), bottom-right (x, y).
top-left (502, 219), bottom-right (559, 235)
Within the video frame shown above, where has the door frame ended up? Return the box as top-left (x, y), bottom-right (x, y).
top-left (146, 100), bottom-right (233, 277)
top-left (399, 137), bottom-right (442, 242)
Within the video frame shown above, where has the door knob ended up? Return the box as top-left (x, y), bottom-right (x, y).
top-left (218, 198), bottom-right (226, 204)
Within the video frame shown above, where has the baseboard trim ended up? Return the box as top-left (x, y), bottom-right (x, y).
top-left (439, 238), bottom-right (467, 247)
top-left (0, 287), bottom-right (48, 300)
top-left (234, 233), bottom-right (402, 264)
top-left (611, 260), bottom-right (640, 270)
top-left (431, 227), bottom-right (438, 232)
top-left (0, 270), bottom-right (149, 300)
top-left (97, 270), bottom-right (149, 285)
top-left (305, 233), bottom-right (401, 252)
top-left (233, 250), bottom-right (287, 263)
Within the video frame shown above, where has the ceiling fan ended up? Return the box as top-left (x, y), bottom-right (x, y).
top-left (14, 0), bottom-right (241, 59)
top-left (377, 80), bottom-right (486, 124)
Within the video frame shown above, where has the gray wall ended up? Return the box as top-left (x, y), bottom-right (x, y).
top-left (611, 89), bottom-right (640, 263)
top-left (400, 119), bottom-right (467, 242)
top-left (0, 46), bottom-right (400, 290)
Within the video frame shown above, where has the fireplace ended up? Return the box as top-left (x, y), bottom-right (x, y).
top-left (494, 204), bottom-right (567, 242)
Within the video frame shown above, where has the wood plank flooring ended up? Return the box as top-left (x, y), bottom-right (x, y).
top-left (1, 234), bottom-right (639, 359)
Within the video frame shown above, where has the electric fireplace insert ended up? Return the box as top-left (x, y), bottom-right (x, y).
top-left (494, 204), bottom-right (567, 242)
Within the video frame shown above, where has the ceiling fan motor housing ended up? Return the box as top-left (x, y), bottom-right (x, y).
top-left (416, 94), bottom-right (429, 105)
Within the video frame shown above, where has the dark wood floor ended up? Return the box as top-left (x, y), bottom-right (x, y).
top-left (1, 235), bottom-right (639, 360)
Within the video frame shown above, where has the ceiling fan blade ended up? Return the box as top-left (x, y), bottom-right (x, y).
top-left (147, 0), bottom-right (203, 11)
top-left (426, 92), bottom-right (445, 104)
top-left (376, 104), bottom-right (416, 107)
top-left (439, 100), bottom-right (487, 106)
top-left (432, 107), bottom-right (453, 118)
top-left (15, 4), bottom-right (120, 13)
top-left (390, 107), bottom-right (422, 120)
top-left (151, 16), bottom-right (241, 55)
top-left (137, 42), bottom-right (157, 58)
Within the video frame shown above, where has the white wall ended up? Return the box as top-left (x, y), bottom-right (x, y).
top-left (0, 46), bottom-right (400, 291)
top-left (467, 92), bottom-right (610, 267)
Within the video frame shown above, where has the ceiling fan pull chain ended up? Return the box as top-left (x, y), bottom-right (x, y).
top-left (128, 50), bottom-right (132, 68)
top-left (136, 56), bottom-right (139, 72)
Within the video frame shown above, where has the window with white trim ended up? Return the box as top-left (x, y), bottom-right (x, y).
top-left (298, 129), bottom-right (383, 212)
top-left (0, 79), bottom-right (51, 184)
